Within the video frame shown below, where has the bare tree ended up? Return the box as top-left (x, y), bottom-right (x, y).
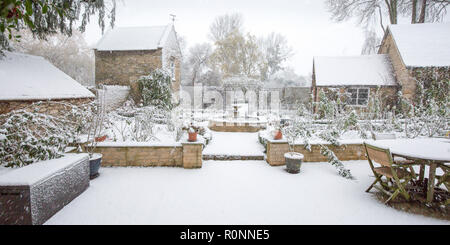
top-left (12, 29), bottom-right (94, 86)
top-left (208, 13), bottom-right (244, 42)
top-left (401, 0), bottom-right (450, 23)
top-left (325, 0), bottom-right (395, 33)
top-left (361, 30), bottom-right (382, 54)
top-left (258, 32), bottom-right (293, 81)
top-left (187, 43), bottom-right (212, 85)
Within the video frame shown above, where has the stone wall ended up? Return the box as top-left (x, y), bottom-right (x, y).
top-left (95, 49), bottom-right (163, 86)
top-left (378, 31), bottom-right (416, 100)
top-left (182, 142), bottom-right (203, 168)
top-left (0, 98), bottom-right (93, 115)
top-left (266, 139), bottom-right (366, 166)
top-left (95, 49), bottom-right (181, 101)
top-left (313, 86), bottom-right (397, 114)
top-left (88, 142), bottom-right (203, 168)
top-left (208, 120), bottom-right (266, 132)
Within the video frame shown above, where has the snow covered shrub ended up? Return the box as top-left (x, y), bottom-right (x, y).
top-left (282, 103), bottom-right (353, 179)
top-left (0, 109), bottom-right (73, 167)
top-left (397, 79), bottom-right (449, 138)
top-left (168, 105), bottom-right (187, 142)
top-left (137, 69), bottom-right (175, 110)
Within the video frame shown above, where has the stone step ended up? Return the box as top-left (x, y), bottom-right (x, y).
top-left (202, 154), bottom-right (265, 161)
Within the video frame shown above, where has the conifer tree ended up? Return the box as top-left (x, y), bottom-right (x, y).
top-left (0, 0), bottom-right (116, 52)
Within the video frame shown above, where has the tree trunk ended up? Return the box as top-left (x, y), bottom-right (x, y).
top-left (411, 0), bottom-right (418, 23)
top-left (385, 0), bottom-right (398, 24)
top-left (418, 0), bottom-right (427, 23)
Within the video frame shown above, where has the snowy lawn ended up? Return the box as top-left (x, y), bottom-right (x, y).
top-left (203, 131), bottom-right (265, 156)
top-left (45, 160), bottom-right (448, 225)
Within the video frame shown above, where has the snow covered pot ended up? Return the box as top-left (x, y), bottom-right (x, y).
top-left (89, 153), bottom-right (102, 179)
top-left (284, 152), bottom-right (304, 174)
top-left (188, 127), bottom-right (197, 142)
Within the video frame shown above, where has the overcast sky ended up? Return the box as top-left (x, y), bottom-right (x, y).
top-left (84, 0), bottom-right (382, 76)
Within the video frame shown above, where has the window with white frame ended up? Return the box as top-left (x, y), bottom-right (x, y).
top-left (347, 88), bottom-right (369, 106)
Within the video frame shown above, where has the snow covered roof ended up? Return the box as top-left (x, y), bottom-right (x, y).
top-left (314, 55), bottom-right (397, 87)
top-left (94, 24), bottom-right (174, 51)
top-left (388, 23), bottom-right (450, 67)
top-left (0, 51), bottom-right (95, 101)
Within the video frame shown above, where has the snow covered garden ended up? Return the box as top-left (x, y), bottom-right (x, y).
top-left (1, 0), bottom-right (450, 226)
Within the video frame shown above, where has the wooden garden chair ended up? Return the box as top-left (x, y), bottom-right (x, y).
top-left (364, 143), bottom-right (417, 204)
top-left (371, 133), bottom-right (415, 166)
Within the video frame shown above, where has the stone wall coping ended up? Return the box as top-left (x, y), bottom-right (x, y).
top-left (93, 141), bottom-right (182, 148)
top-left (266, 138), bottom-right (288, 144)
top-left (266, 138), bottom-right (364, 146)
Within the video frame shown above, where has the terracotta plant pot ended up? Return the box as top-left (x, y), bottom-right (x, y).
top-left (95, 135), bottom-right (107, 142)
top-left (188, 132), bottom-right (198, 142)
top-left (273, 130), bottom-right (282, 140)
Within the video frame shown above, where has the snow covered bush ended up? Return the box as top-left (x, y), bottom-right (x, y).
top-left (137, 69), bottom-right (175, 110)
top-left (282, 103), bottom-right (354, 179)
top-left (396, 78), bottom-right (449, 138)
top-left (0, 109), bottom-right (73, 167)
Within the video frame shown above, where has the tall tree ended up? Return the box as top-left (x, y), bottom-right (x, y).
top-left (0, 0), bottom-right (116, 51)
top-left (186, 43), bottom-right (212, 85)
top-left (11, 29), bottom-right (95, 86)
top-left (326, 0), bottom-right (449, 33)
top-left (208, 13), bottom-right (243, 43)
top-left (401, 0), bottom-right (450, 23)
top-left (258, 32), bottom-right (293, 81)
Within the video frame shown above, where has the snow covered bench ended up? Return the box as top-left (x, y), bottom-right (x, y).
top-left (0, 154), bottom-right (90, 225)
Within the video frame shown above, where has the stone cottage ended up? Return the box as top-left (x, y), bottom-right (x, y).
top-left (94, 24), bottom-right (182, 97)
top-left (0, 51), bottom-right (95, 114)
top-left (378, 23), bottom-right (450, 100)
top-left (311, 55), bottom-right (398, 112)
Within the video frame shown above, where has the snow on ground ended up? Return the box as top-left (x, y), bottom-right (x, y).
top-left (203, 131), bottom-right (265, 156)
top-left (45, 160), bottom-right (448, 225)
top-left (0, 166), bottom-right (13, 176)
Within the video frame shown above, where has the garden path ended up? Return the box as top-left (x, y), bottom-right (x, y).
top-left (203, 131), bottom-right (265, 158)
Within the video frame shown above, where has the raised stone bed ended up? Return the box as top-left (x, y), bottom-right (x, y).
top-left (86, 140), bottom-right (204, 169)
top-left (0, 154), bottom-right (90, 225)
top-left (265, 138), bottom-right (366, 166)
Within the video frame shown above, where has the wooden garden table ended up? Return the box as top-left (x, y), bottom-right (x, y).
top-left (365, 138), bottom-right (450, 203)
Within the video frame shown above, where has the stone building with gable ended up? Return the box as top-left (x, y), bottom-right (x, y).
top-left (94, 24), bottom-right (182, 96)
top-left (378, 22), bottom-right (450, 100)
top-left (311, 22), bottom-right (450, 113)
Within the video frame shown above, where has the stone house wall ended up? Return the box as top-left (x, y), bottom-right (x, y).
top-left (313, 86), bottom-right (398, 114)
top-left (0, 98), bottom-right (93, 116)
top-left (95, 49), bottom-right (163, 86)
top-left (378, 31), bottom-right (416, 100)
top-left (95, 49), bottom-right (181, 93)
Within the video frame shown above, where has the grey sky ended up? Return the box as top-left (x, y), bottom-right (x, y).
top-left (84, 0), bottom-right (376, 76)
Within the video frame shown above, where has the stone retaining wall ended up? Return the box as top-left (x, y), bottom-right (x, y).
top-left (0, 98), bottom-right (93, 115)
top-left (266, 139), bottom-right (366, 166)
top-left (208, 120), bottom-right (266, 132)
top-left (87, 142), bottom-right (203, 169)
